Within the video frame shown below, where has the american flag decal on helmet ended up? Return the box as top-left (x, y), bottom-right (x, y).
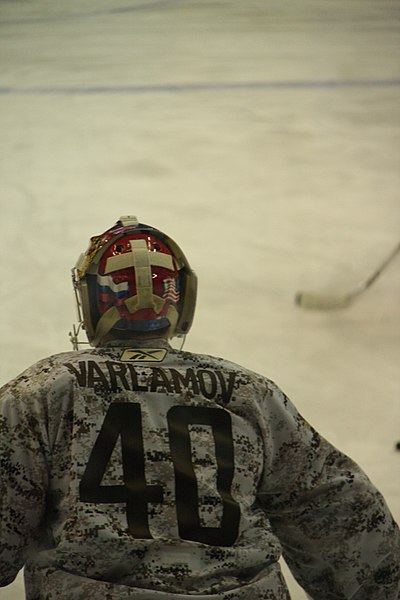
top-left (163, 278), bottom-right (180, 303)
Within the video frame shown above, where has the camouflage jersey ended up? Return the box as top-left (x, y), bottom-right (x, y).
top-left (0, 340), bottom-right (399, 600)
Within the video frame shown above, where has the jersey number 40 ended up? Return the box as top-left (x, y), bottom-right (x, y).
top-left (79, 403), bottom-right (241, 547)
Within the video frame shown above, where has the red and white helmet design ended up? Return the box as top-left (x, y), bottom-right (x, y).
top-left (72, 216), bottom-right (197, 346)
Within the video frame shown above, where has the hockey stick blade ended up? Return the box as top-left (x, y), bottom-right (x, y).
top-left (295, 291), bottom-right (354, 310)
top-left (295, 239), bottom-right (400, 310)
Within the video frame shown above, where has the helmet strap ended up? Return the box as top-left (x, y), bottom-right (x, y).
top-left (91, 300), bottom-right (179, 347)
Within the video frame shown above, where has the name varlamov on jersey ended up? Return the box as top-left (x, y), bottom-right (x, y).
top-left (64, 360), bottom-right (236, 404)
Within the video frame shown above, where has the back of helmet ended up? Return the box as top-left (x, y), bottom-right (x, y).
top-left (71, 216), bottom-right (197, 348)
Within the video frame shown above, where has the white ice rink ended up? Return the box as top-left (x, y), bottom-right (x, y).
top-left (0, 1), bottom-right (399, 598)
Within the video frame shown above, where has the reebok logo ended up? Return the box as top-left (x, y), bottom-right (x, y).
top-left (120, 348), bottom-right (168, 362)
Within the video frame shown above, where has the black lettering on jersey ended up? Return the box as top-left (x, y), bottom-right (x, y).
top-left (79, 403), bottom-right (163, 538)
top-left (150, 368), bottom-right (174, 393)
top-left (167, 406), bottom-right (240, 546)
top-left (168, 368), bottom-right (235, 403)
top-left (215, 371), bottom-right (236, 405)
top-left (80, 404), bottom-right (240, 546)
top-left (197, 370), bottom-right (217, 400)
top-left (88, 361), bottom-right (110, 389)
top-left (65, 361), bottom-right (236, 403)
top-left (126, 364), bottom-right (149, 392)
top-left (169, 368), bottom-right (200, 395)
top-left (105, 361), bottom-right (130, 392)
top-left (65, 361), bottom-right (87, 387)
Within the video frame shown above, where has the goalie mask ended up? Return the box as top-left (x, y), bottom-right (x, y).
top-left (71, 216), bottom-right (197, 347)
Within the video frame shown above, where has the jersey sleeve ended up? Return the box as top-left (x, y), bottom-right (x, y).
top-left (0, 366), bottom-right (51, 587)
top-left (255, 381), bottom-right (400, 599)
